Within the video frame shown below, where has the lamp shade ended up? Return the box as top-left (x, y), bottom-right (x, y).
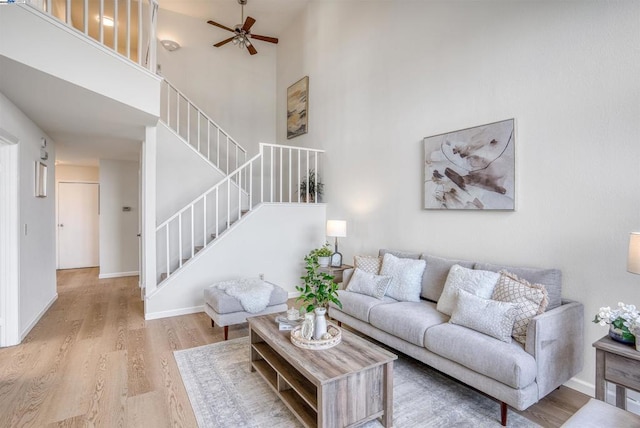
top-left (326, 220), bottom-right (347, 238)
top-left (628, 232), bottom-right (640, 274)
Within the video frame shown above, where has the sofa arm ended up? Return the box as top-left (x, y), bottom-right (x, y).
top-left (341, 268), bottom-right (354, 289)
top-left (525, 299), bottom-right (584, 399)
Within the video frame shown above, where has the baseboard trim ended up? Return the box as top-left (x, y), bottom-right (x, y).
top-left (144, 305), bottom-right (203, 320)
top-left (20, 293), bottom-right (58, 341)
top-left (288, 291), bottom-right (301, 299)
top-left (564, 377), bottom-right (593, 397)
top-left (99, 271), bottom-right (139, 279)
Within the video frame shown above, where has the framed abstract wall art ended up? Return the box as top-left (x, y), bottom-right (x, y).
top-left (287, 76), bottom-right (308, 139)
top-left (423, 119), bottom-right (515, 210)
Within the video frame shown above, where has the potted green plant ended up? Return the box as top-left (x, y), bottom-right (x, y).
top-left (310, 243), bottom-right (332, 267)
top-left (299, 169), bottom-right (324, 202)
top-left (296, 250), bottom-right (342, 314)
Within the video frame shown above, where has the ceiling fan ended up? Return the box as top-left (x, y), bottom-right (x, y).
top-left (207, 0), bottom-right (278, 56)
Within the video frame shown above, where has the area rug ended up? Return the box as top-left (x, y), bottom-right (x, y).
top-left (174, 337), bottom-right (539, 427)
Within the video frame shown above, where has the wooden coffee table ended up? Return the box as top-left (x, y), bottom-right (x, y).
top-left (248, 314), bottom-right (397, 428)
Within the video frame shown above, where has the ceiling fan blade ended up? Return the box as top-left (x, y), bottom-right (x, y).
top-left (242, 16), bottom-right (256, 32)
top-left (214, 36), bottom-right (235, 48)
top-left (247, 44), bottom-right (258, 55)
top-left (250, 34), bottom-right (279, 44)
top-left (207, 20), bottom-right (235, 33)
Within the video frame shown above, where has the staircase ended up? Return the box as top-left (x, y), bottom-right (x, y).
top-left (7, 0), bottom-right (329, 315)
top-left (153, 142), bottom-right (325, 290)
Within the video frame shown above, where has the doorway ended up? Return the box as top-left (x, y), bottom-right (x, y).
top-left (57, 182), bottom-right (99, 269)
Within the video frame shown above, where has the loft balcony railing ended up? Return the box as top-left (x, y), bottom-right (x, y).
top-left (8, 0), bottom-right (158, 72)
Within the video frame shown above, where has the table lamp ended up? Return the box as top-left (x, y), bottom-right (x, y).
top-left (628, 232), bottom-right (640, 274)
top-left (327, 220), bottom-right (347, 267)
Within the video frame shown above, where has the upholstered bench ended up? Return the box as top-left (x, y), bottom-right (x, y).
top-left (203, 280), bottom-right (288, 340)
top-left (561, 398), bottom-right (640, 427)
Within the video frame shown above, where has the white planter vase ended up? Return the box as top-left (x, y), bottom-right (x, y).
top-left (317, 256), bottom-right (330, 267)
top-left (313, 307), bottom-right (327, 340)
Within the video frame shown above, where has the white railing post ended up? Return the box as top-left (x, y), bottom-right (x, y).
top-left (126, 0), bottom-right (131, 57)
top-left (306, 151), bottom-right (310, 203)
top-left (203, 195), bottom-right (207, 246)
top-left (84, 0), bottom-right (88, 34)
top-left (297, 149), bottom-right (301, 203)
top-left (260, 145), bottom-right (264, 203)
top-left (99, 0), bottom-right (104, 43)
top-left (226, 180), bottom-right (231, 229)
top-left (215, 188), bottom-right (219, 239)
top-left (279, 147), bottom-right (283, 203)
top-left (249, 162), bottom-right (253, 210)
top-left (288, 148), bottom-right (292, 203)
top-left (137, 0), bottom-right (142, 66)
top-left (178, 215), bottom-right (183, 267)
top-left (314, 152), bottom-right (318, 204)
top-left (165, 226), bottom-right (170, 278)
top-left (114, 0), bottom-right (118, 53)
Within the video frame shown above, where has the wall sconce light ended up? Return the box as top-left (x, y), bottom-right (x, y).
top-left (160, 40), bottom-right (181, 52)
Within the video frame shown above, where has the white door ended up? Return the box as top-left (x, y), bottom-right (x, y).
top-left (58, 182), bottom-right (99, 269)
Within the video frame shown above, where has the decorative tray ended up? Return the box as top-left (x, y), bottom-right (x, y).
top-left (275, 315), bottom-right (303, 325)
top-left (290, 324), bottom-right (341, 350)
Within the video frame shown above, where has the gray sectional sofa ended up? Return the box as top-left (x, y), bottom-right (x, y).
top-left (328, 249), bottom-right (584, 426)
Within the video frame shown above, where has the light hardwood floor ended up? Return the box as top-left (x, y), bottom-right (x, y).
top-left (0, 269), bottom-right (589, 427)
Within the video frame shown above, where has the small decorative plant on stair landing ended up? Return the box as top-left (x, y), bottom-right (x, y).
top-left (296, 249), bottom-right (342, 314)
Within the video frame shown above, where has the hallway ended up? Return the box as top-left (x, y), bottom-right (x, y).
top-left (0, 268), bottom-right (244, 427)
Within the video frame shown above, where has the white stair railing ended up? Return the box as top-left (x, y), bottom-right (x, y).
top-left (15, 0), bottom-right (158, 71)
top-left (155, 143), bottom-right (325, 284)
top-left (160, 80), bottom-right (248, 175)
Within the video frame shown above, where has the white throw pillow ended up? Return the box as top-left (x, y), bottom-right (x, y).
top-left (437, 264), bottom-right (500, 316)
top-left (449, 289), bottom-right (517, 343)
top-left (346, 268), bottom-right (392, 300)
top-left (380, 253), bottom-right (426, 302)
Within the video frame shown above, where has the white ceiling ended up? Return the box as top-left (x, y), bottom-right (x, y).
top-left (1, 0), bottom-right (308, 167)
top-left (0, 55), bottom-right (154, 166)
top-left (158, 0), bottom-right (310, 37)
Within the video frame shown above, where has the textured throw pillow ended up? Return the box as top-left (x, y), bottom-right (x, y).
top-left (437, 264), bottom-right (500, 316)
top-left (354, 255), bottom-right (382, 275)
top-left (345, 268), bottom-right (392, 299)
top-left (492, 270), bottom-right (549, 344)
top-left (450, 289), bottom-right (518, 343)
top-left (380, 253), bottom-right (426, 302)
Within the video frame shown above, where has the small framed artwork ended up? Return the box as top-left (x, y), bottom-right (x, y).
top-left (35, 161), bottom-right (47, 198)
top-left (287, 76), bottom-right (308, 139)
top-left (423, 119), bottom-right (515, 210)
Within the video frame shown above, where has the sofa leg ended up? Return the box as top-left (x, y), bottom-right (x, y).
top-left (338, 321), bottom-right (342, 327)
top-left (500, 402), bottom-right (508, 426)
top-left (224, 325), bottom-right (228, 341)
top-left (211, 319), bottom-right (215, 328)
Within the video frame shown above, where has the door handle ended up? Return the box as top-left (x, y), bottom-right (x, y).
top-left (58, 224), bottom-right (64, 227)
top-left (137, 233), bottom-right (141, 237)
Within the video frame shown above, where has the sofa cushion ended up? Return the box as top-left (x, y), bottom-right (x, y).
top-left (369, 300), bottom-right (448, 347)
top-left (380, 253), bottom-right (426, 302)
top-left (379, 248), bottom-right (421, 259)
top-left (329, 290), bottom-right (396, 323)
top-left (419, 254), bottom-right (475, 302)
top-left (492, 270), bottom-right (549, 344)
top-left (346, 268), bottom-right (392, 299)
top-left (474, 262), bottom-right (562, 310)
top-left (354, 255), bottom-right (382, 274)
top-left (436, 264), bottom-right (500, 316)
top-left (449, 289), bottom-right (517, 343)
top-left (203, 282), bottom-right (288, 314)
top-left (425, 323), bottom-right (537, 389)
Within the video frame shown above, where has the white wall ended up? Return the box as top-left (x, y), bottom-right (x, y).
top-left (145, 203), bottom-right (326, 319)
top-left (55, 165), bottom-right (99, 182)
top-left (99, 159), bottom-right (139, 278)
top-left (276, 1), bottom-right (640, 395)
top-left (156, 8), bottom-right (277, 156)
top-left (0, 92), bottom-right (58, 339)
top-left (156, 123), bottom-right (227, 223)
top-left (0, 5), bottom-right (160, 117)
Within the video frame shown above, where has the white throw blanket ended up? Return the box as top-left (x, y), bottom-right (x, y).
top-left (215, 278), bottom-right (274, 314)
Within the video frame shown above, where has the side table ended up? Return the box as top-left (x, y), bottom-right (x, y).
top-left (593, 335), bottom-right (640, 409)
top-left (318, 264), bottom-right (352, 284)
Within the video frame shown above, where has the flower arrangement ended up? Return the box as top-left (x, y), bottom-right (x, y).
top-left (593, 302), bottom-right (640, 344)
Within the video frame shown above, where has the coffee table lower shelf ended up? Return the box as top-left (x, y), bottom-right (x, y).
top-left (252, 343), bottom-right (318, 426)
top-left (249, 316), bottom-right (395, 428)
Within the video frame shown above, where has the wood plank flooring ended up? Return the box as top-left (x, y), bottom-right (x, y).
top-left (0, 268), bottom-right (589, 427)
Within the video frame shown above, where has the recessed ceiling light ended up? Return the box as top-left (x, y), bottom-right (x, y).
top-left (99, 16), bottom-right (114, 27)
top-left (160, 40), bottom-right (181, 52)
